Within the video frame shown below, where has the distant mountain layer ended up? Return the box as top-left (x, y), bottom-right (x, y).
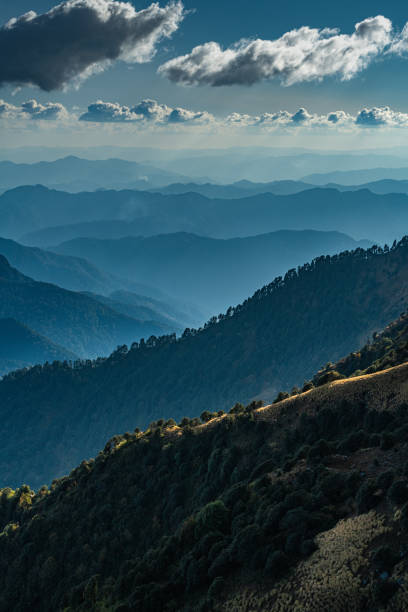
top-left (52, 230), bottom-right (371, 312)
top-left (13, 185), bottom-right (408, 246)
top-left (150, 179), bottom-right (312, 198)
top-left (1, 239), bottom-right (408, 487)
top-left (155, 178), bottom-right (408, 198)
top-left (0, 237), bottom-right (195, 327)
top-left (0, 256), bottom-right (174, 358)
top-left (0, 318), bottom-right (77, 376)
top-left (0, 155), bottom-right (194, 192)
top-left (82, 291), bottom-right (184, 331)
top-left (304, 167), bottom-right (408, 185)
top-left (0, 236), bottom-right (129, 295)
top-left (326, 178), bottom-right (408, 194)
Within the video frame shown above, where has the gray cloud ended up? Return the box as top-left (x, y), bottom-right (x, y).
top-left (159, 15), bottom-right (393, 86)
top-left (79, 99), bottom-right (214, 124)
top-left (0, 0), bottom-right (184, 91)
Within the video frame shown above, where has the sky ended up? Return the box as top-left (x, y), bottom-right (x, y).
top-left (2, 0), bottom-right (408, 151)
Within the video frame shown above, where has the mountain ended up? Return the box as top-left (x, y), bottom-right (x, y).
top-left (0, 255), bottom-right (174, 358)
top-left (0, 156), bottom-right (194, 192)
top-left (304, 167), bottom-right (408, 185)
top-left (151, 179), bottom-right (312, 198)
top-left (1, 239), bottom-right (408, 488)
top-left (2, 310), bottom-right (408, 610)
top-left (326, 179), bottom-right (408, 195)
top-left (0, 237), bottom-right (199, 325)
top-left (52, 230), bottom-right (371, 313)
top-left (0, 236), bottom-right (132, 295)
top-left (0, 318), bottom-right (77, 376)
top-left (14, 185), bottom-right (408, 246)
top-left (82, 291), bottom-right (185, 331)
top-left (147, 150), bottom-right (408, 182)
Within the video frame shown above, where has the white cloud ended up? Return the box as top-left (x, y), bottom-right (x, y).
top-left (355, 106), bottom-right (408, 126)
top-left (0, 0), bottom-right (184, 91)
top-left (158, 15), bottom-right (393, 86)
top-left (0, 99), bottom-right (68, 120)
top-left (79, 99), bottom-right (214, 124)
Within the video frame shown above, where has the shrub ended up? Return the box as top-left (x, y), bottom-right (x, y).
top-left (207, 576), bottom-right (225, 600)
top-left (273, 392), bottom-right (290, 404)
top-left (196, 501), bottom-right (229, 538)
top-left (388, 480), bottom-right (408, 505)
top-left (356, 480), bottom-right (380, 513)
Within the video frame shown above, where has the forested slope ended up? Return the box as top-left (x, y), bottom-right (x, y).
top-left (1, 240), bottom-right (408, 487)
top-left (2, 318), bottom-right (408, 610)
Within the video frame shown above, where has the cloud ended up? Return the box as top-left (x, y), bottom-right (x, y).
top-left (2, 97), bottom-right (408, 133)
top-left (0, 0), bottom-right (184, 91)
top-left (79, 99), bottom-right (214, 124)
top-left (0, 98), bottom-right (68, 120)
top-left (225, 108), bottom-right (354, 129)
top-left (355, 106), bottom-right (408, 126)
top-left (159, 15), bottom-right (393, 86)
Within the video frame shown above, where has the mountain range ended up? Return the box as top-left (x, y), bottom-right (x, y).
top-left (10, 184), bottom-right (408, 246)
top-left (0, 156), bottom-right (197, 193)
top-left (0, 318), bottom-right (76, 375)
top-left (52, 230), bottom-right (371, 313)
top-left (154, 178), bottom-right (408, 198)
top-left (1, 239), bottom-right (408, 488)
top-left (2, 281), bottom-right (408, 610)
top-left (303, 167), bottom-right (408, 185)
top-left (0, 256), bottom-right (175, 359)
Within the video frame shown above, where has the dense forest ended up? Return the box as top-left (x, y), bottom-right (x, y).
top-left (2, 310), bottom-right (408, 610)
top-left (1, 239), bottom-right (408, 488)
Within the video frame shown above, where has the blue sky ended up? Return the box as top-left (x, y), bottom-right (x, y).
top-left (2, 0), bottom-right (408, 149)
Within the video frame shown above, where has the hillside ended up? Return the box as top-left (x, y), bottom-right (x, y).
top-left (2, 326), bottom-right (408, 610)
top-left (11, 184), bottom-right (408, 246)
top-left (0, 318), bottom-right (76, 375)
top-left (0, 256), bottom-right (174, 358)
top-left (52, 230), bottom-right (370, 312)
top-left (2, 240), bottom-right (408, 487)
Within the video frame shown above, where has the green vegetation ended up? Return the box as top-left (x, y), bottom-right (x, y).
top-left (2, 239), bottom-right (408, 488)
top-left (2, 354), bottom-right (408, 610)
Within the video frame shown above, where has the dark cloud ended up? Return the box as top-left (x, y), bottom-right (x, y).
top-left (0, 0), bottom-right (184, 91)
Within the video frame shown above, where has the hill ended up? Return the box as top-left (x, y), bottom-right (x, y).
top-left (0, 256), bottom-right (174, 358)
top-left (2, 316), bottom-right (408, 609)
top-left (0, 318), bottom-right (76, 376)
top-left (1, 240), bottom-right (408, 487)
top-left (0, 156), bottom-right (192, 192)
top-left (52, 230), bottom-right (371, 313)
top-left (13, 185), bottom-right (408, 246)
